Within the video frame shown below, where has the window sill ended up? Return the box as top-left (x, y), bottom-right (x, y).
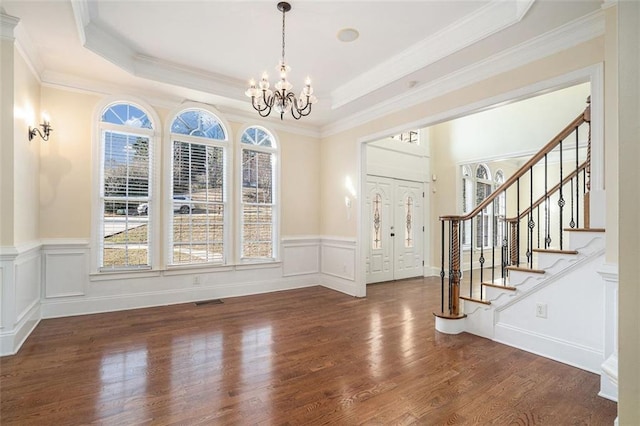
top-left (235, 260), bottom-right (281, 271)
top-left (90, 269), bottom-right (161, 282)
top-left (91, 260), bottom-right (283, 280)
top-left (163, 264), bottom-right (234, 276)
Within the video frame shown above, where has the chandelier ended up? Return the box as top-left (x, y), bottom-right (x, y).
top-left (245, 2), bottom-right (317, 120)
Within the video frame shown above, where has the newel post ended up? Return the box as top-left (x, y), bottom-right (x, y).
top-left (450, 219), bottom-right (461, 315)
top-left (583, 97), bottom-right (591, 228)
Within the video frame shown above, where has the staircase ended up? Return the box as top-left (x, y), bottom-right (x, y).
top-left (433, 99), bottom-right (611, 374)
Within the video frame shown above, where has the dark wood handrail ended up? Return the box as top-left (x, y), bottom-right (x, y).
top-left (440, 106), bottom-right (589, 222)
top-left (505, 161), bottom-right (588, 223)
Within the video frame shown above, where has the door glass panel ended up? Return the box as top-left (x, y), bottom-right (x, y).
top-left (372, 193), bottom-right (382, 249)
top-left (405, 196), bottom-right (413, 248)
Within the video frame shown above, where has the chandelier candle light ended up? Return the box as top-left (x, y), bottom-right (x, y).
top-left (246, 2), bottom-right (317, 120)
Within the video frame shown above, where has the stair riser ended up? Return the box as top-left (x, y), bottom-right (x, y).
top-left (507, 270), bottom-right (545, 287)
top-left (536, 253), bottom-right (578, 271)
top-left (568, 232), bottom-right (605, 252)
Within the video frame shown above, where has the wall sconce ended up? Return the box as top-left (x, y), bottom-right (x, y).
top-left (28, 114), bottom-right (52, 141)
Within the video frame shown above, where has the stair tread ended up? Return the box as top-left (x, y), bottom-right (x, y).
top-left (564, 228), bottom-right (605, 232)
top-left (532, 248), bottom-right (578, 255)
top-left (460, 296), bottom-right (491, 305)
top-left (505, 266), bottom-right (545, 274)
top-left (482, 282), bottom-right (517, 291)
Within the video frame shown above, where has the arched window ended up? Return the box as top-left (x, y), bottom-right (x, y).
top-left (494, 170), bottom-right (506, 246)
top-left (169, 108), bottom-right (228, 265)
top-left (240, 126), bottom-right (278, 260)
top-left (98, 101), bottom-right (155, 270)
top-left (460, 163), bottom-right (496, 248)
top-left (474, 164), bottom-right (493, 248)
top-left (461, 165), bottom-right (473, 246)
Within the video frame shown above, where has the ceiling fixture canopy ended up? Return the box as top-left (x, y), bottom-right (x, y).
top-left (245, 2), bottom-right (317, 120)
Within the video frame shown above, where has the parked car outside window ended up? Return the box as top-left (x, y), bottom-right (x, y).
top-left (137, 196), bottom-right (192, 215)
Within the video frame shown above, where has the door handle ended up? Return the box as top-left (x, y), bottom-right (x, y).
top-left (390, 233), bottom-right (395, 237)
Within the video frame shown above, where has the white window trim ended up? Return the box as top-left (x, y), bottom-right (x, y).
top-left (460, 163), bottom-right (497, 251)
top-left (91, 96), bottom-right (162, 274)
top-left (163, 103), bottom-right (233, 269)
top-left (236, 124), bottom-right (281, 264)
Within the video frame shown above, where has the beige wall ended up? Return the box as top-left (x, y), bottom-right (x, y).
top-left (320, 38), bottom-right (604, 240)
top-left (39, 87), bottom-right (98, 239)
top-left (39, 87), bottom-right (320, 242)
top-left (13, 47), bottom-right (41, 245)
top-left (276, 129), bottom-right (320, 236)
top-left (0, 39), bottom-right (15, 246)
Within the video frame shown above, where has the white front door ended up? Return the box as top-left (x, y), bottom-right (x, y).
top-left (366, 177), bottom-right (394, 283)
top-left (366, 176), bottom-right (424, 284)
top-left (393, 180), bottom-right (424, 280)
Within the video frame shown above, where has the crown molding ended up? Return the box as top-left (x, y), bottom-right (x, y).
top-left (601, 0), bottom-right (617, 10)
top-left (0, 12), bottom-right (20, 40)
top-left (71, 1), bottom-right (248, 104)
top-left (40, 70), bottom-right (321, 139)
top-left (321, 9), bottom-right (604, 138)
top-left (14, 23), bottom-right (43, 81)
top-left (330, 0), bottom-right (535, 109)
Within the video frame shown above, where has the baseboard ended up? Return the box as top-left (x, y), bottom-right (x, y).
top-left (494, 323), bottom-right (603, 374)
top-left (320, 273), bottom-right (359, 297)
top-left (0, 302), bottom-right (41, 356)
top-left (41, 276), bottom-right (319, 319)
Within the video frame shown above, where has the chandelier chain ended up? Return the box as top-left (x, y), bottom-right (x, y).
top-left (281, 5), bottom-right (286, 63)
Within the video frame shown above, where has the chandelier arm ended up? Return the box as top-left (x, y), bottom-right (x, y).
top-left (251, 96), bottom-right (270, 114)
top-left (290, 94), bottom-right (311, 116)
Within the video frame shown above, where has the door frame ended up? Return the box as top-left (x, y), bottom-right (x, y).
top-left (355, 64), bottom-right (604, 298)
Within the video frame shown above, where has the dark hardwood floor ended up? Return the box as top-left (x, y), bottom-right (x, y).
top-left (1, 278), bottom-right (616, 425)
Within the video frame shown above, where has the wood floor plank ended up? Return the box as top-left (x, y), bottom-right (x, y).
top-left (1, 278), bottom-right (616, 425)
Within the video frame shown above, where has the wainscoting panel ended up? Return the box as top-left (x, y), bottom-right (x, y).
top-left (282, 237), bottom-right (320, 277)
top-left (0, 243), bottom-right (42, 356)
top-left (14, 250), bottom-right (41, 324)
top-left (320, 237), bottom-right (357, 296)
top-left (321, 238), bottom-right (356, 281)
top-left (44, 248), bottom-right (88, 298)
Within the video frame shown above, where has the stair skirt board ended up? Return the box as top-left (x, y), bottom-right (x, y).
top-left (494, 323), bottom-right (604, 374)
top-left (457, 241), bottom-right (606, 374)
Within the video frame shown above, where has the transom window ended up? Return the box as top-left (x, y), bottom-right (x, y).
top-left (170, 109), bottom-right (228, 265)
top-left (240, 126), bottom-right (277, 260)
top-left (98, 102), bottom-right (154, 270)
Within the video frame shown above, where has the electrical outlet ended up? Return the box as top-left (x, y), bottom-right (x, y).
top-left (193, 275), bottom-right (201, 286)
top-left (536, 303), bottom-right (547, 318)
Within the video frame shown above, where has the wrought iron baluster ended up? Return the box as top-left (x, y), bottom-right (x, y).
top-left (570, 177), bottom-right (575, 228)
top-left (502, 190), bottom-right (507, 284)
top-left (448, 221), bottom-right (453, 313)
top-left (440, 220), bottom-right (445, 313)
top-left (545, 154), bottom-right (551, 248)
top-left (559, 141), bottom-right (564, 249)
top-left (537, 205), bottom-right (540, 249)
top-left (516, 178), bottom-right (520, 266)
top-left (479, 210), bottom-right (485, 293)
top-left (576, 127), bottom-right (580, 228)
top-left (469, 219), bottom-right (473, 298)
top-left (492, 198), bottom-right (496, 285)
top-left (527, 167), bottom-right (534, 269)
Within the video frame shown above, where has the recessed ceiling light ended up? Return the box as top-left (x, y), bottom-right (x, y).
top-left (337, 28), bottom-right (359, 43)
